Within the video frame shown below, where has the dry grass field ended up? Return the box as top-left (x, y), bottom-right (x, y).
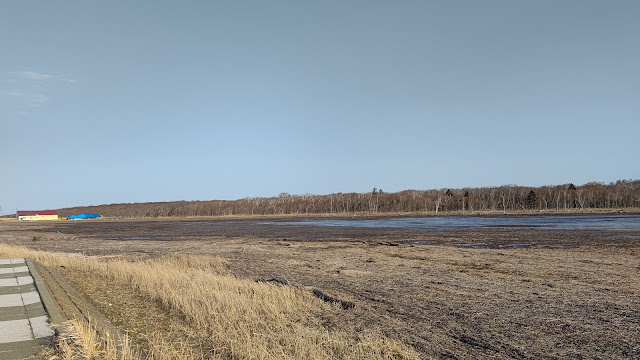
top-left (1, 217), bottom-right (638, 359)
top-left (1, 244), bottom-right (416, 360)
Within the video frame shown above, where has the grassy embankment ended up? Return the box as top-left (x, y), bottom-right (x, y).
top-left (0, 243), bottom-right (418, 360)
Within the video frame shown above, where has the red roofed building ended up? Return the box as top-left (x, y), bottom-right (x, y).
top-left (16, 210), bottom-right (59, 221)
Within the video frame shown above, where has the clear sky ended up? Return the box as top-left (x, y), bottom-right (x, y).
top-left (1, 1), bottom-right (639, 213)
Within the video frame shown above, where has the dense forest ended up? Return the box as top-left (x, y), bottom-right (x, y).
top-left (56, 180), bottom-right (640, 218)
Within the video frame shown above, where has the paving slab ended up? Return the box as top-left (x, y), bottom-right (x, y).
top-left (0, 259), bottom-right (26, 265)
top-left (0, 284), bottom-right (37, 296)
top-left (0, 266), bottom-right (29, 275)
top-left (0, 258), bottom-right (56, 359)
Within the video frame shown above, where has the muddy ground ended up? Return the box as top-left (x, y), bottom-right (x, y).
top-left (1, 217), bottom-right (639, 359)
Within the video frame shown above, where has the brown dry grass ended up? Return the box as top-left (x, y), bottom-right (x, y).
top-left (2, 218), bottom-right (639, 359)
top-left (50, 318), bottom-right (140, 360)
top-left (0, 244), bottom-right (419, 360)
top-left (215, 239), bottom-right (640, 359)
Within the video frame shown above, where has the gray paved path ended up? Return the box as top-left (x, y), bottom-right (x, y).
top-left (0, 258), bottom-right (55, 359)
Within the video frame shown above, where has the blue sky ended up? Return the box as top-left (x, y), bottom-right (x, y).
top-left (1, 1), bottom-right (639, 213)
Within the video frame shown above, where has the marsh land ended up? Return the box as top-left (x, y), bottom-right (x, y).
top-left (0, 215), bottom-right (638, 359)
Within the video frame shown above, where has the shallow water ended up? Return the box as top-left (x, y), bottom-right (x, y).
top-left (265, 215), bottom-right (640, 231)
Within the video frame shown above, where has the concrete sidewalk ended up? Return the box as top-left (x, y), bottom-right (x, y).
top-left (0, 258), bottom-right (55, 359)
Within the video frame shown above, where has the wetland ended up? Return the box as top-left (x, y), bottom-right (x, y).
top-left (1, 215), bottom-right (638, 359)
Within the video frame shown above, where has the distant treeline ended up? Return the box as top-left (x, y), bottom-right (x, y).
top-left (59, 180), bottom-right (640, 218)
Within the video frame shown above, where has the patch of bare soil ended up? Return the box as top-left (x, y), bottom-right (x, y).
top-left (1, 218), bottom-right (639, 359)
